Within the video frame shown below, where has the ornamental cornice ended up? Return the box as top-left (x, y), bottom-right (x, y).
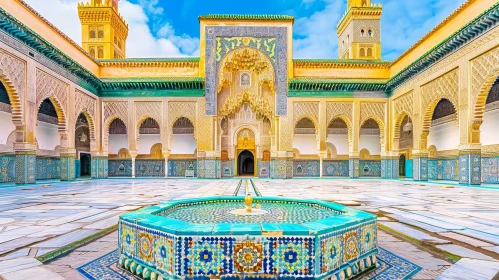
top-left (293, 59), bottom-right (390, 69)
top-left (337, 7), bottom-right (383, 35)
top-left (289, 78), bottom-right (387, 92)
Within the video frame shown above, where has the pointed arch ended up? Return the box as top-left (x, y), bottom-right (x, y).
top-left (36, 94), bottom-right (67, 133)
top-left (420, 97), bottom-right (458, 149)
top-left (104, 117), bottom-right (127, 153)
top-left (294, 115), bottom-right (319, 135)
top-left (471, 71), bottom-right (499, 143)
top-left (76, 109), bottom-right (95, 140)
top-left (328, 115), bottom-right (353, 144)
top-left (360, 116), bottom-right (385, 146)
top-left (0, 72), bottom-right (23, 127)
top-left (393, 111), bottom-right (411, 140)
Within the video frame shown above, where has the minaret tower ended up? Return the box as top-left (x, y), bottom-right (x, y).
top-left (337, 0), bottom-right (382, 60)
top-left (78, 0), bottom-right (128, 59)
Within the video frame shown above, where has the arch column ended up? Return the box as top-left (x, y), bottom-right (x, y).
top-left (381, 151), bottom-right (399, 179)
top-left (14, 142), bottom-right (36, 184)
top-left (60, 147), bottom-right (77, 181)
top-left (130, 150), bottom-right (137, 178)
top-left (412, 150), bottom-right (428, 181)
top-left (91, 152), bottom-right (108, 179)
top-left (458, 144), bottom-right (481, 185)
top-left (163, 150), bottom-right (170, 178)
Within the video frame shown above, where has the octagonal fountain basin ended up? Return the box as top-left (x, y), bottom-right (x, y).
top-left (118, 196), bottom-right (378, 280)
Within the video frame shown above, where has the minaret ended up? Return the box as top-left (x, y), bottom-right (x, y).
top-left (337, 0), bottom-right (382, 60)
top-left (77, 0), bottom-right (128, 59)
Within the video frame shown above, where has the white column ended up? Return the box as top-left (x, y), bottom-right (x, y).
top-left (131, 157), bottom-right (136, 178)
top-left (164, 157), bottom-right (169, 178)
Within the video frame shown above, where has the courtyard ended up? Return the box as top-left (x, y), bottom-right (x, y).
top-left (0, 179), bottom-right (498, 279)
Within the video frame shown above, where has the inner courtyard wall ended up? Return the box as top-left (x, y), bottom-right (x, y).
top-left (0, 0), bottom-right (498, 183)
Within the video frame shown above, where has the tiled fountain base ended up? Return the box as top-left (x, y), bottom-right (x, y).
top-left (77, 247), bottom-right (421, 280)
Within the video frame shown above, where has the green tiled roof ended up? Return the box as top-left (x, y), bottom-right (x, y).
top-left (293, 59), bottom-right (392, 65)
top-left (289, 78), bottom-right (387, 92)
top-left (100, 77), bottom-right (204, 91)
top-left (386, 1), bottom-right (499, 91)
top-left (199, 14), bottom-right (294, 21)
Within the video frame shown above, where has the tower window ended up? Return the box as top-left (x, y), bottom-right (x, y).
top-left (89, 47), bottom-right (95, 58)
top-left (89, 30), bottom-right (96, 39)
top-left (367, 48), bottom-right (373, 57)
top-left (346, 35), bottom-right (350, 44)
top-left (368, 29), bottom-right (373, 37)
top-left (98, 30), bottom-right (104, 39)
top-left (98, 47), bottom-right (104, 59)
top-left (360, 48), bottom-right (366, 57)
top-left (362, 0), bottom-right (367, 6)
top-left (342, 40), bottom-right (345, 48)
top-left (361, 29), bottom-right (365, 37)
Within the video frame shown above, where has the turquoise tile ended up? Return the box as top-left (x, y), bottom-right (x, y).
top-left (261, 223), bottom-right (282, 233)
top-left (213, 223), bottom-right (232, 235)
top-left (119, 213), bottom-right (153, 223)
top-left (231, 223), bottom-right (261, 235)
top-left (302, 221), bottom-right (333, 235)
top-left (178, 224), bottom-right (215, 235)
top-left (279, 224), bottom-right (311, 235)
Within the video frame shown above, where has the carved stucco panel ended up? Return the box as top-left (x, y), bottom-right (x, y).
top-left (326, 102), bottom-right (353, 124)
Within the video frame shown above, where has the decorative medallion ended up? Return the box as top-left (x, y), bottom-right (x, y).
top-left (320, 234), bottom-right (343, 273)
top-left (344, 231), bottom-right (359, 261)
top-left (361, 223), bottom-right (377, 255)
top-left (187, 240), bottom-right (226, 276)
top-left (271, 239), bottom-right (312, 275)
top-left (153, 235), bottom-right (175, 274)
top-left (234, 239), bottom-right (263, 273)
top-left (120, 222), bottom-right (136, 257)
top-left (138, 231), bottom-right (153, 262)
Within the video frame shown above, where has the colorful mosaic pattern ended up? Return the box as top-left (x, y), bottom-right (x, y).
top-left (136, 160), bottom-right (165, 177)
top-left (216, 37), bottom-right (277, 64)
top-left (204, 26), bottom-right (288, 116)
top-left (258, 161), bottom-right (270, 178)
top-left (35, 157), bottom-right (60, 180)
top-left (359, 160), bottom-right (381, 177)
top-left (0, 155), bottom-right (15, 183)
top-left (118, 197), bottom-right (377, 279)
top-left (481, 157), bottom-right (499, 184)
top-left (428, 159), bottom-right (459, 181)
top-left (108, 160), bottom-right (133, 177)
top-left (78, 247), bottom-right (420, 280)
top-left (168, 159), bottom-right (197, 177)
top-left (160, 201), bottom-right (339, 224)
top-left (269, 237), bottom-right (314, 276)
top-left (293, 160), bottom-right (320, 177)
top-left (323, 160), bottom-right (349, 177)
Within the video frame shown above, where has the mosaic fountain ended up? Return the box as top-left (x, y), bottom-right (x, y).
top-left (118, 182), bottom-right (378, 279)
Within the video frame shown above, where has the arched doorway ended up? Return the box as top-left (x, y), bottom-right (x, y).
top-left (399, 154), bottom-right (406, 177)
top-left (238, 150), bottom-right (254, 176)
top-left (75, 113), bottom-right (91, 178)
top-left (80, 153), bottom-right (91, 177)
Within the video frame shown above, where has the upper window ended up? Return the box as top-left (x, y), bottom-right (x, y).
top-left (360, 48), bottom-right (366, 57)
top-left (368, 29), bottom-right (373, 37)
top-left (367, 48), bottom-right (373, 57)
top-left (89, 30), bottom-right (96, 39)
top-left (360, 29), bottom-right (365, 37)
top-left (89, 47), bottom-right (95, 58)
top-left (98, 30), bottom-right (104, 39)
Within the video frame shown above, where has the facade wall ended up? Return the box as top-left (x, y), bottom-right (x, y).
top-left (0, 1), bottom-right (498, 183)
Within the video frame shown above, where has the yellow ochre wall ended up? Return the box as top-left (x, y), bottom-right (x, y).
top-left (1, 0), bottom-right (495, 82)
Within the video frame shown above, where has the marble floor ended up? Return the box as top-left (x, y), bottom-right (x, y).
top-left (1, 178), bottom-right (499, 279)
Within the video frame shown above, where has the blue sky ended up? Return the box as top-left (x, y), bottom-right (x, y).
top-left (25, 0), bottom-right (467, 60)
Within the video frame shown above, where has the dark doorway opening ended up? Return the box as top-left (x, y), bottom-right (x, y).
top-left (399, 154), bottom-right (406, 177)
top-left (80, 153), bottom-right (91, 177)
top-left (238, 150), bottom-right (254, 176)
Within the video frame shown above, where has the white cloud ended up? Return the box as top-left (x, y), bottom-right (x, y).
top-left (23, 0), bottom-right (199, 58)
top-left (292, 0), bottom-right (467, 60)
top-left (293, 0), bottom-right (345, 58)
